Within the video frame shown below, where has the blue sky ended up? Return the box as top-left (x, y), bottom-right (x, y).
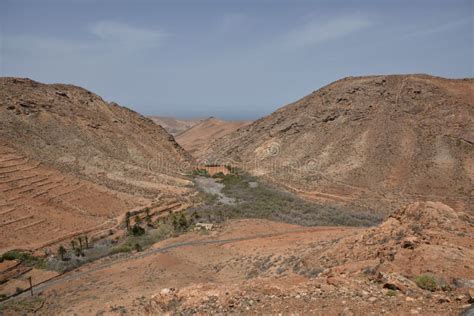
top-left (1, 0), bottom-right (472, 120)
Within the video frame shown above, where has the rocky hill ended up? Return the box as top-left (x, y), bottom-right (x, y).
top-left (143, 202), bottom-right (473, 315)
top-left (203, 75), bottom-right (474, 214)
top-left (149, 116), bottom-right (203, 136)
top-left (2, 198), bottom-right (472, 314)
top-left (0, 77), bottom-right (194, 250)
top-left (177, 117), bottom-right (250, 157)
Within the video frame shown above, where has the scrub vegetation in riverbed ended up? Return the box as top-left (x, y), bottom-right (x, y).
top-left (190, 170), bottom-right (382, 227)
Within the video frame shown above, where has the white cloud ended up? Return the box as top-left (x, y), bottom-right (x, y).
top-left (88, 21), bottom-right (168, 47)
top-left (285, 16), bottom-right (372, 48)
top-left (1, 21), bottom-right (169, 89)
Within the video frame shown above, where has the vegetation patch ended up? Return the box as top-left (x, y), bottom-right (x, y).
top-left (0, 250), bottom-right (45, 269)
top-left (110, 223), bottom-right (175, 255)
top-left (191, 170), bottom-right (382, 227)
top-left (414, 274), bottom-right (437, 291)
top-left (191, 169), bottom-right (210, 177)
top-left (385, 289), bottom-right (397, 297)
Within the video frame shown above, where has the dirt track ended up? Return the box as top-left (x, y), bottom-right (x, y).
top-left (4, 225), bottom-right (335, 304)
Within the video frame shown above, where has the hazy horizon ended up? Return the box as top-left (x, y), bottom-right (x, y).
top-left (1, 0), bottom-right (472, 120)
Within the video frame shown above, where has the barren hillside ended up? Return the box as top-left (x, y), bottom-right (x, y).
top-left (3, 202), bottom-right (472, 315)
top-left (0, 78), bottom-right (194, 251)
top-left (149, 116), bottom-right (203, 136)
top-left (203, 75), bottom-right (474, 214)
top-left (177, 117), bottom-right (250, 157)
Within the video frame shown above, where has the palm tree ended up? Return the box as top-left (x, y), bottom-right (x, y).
top-left (57, 246), bottom-right (67, 261)
top-left (78, 237), bottom-right (83, 250)
top-left (125, 212), bottom-right (131, 231)
top-left (135, 215), bottom-right (142, 226)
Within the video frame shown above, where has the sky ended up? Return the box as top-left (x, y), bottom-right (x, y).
top-left (1, 0), bottom-right (473, 120)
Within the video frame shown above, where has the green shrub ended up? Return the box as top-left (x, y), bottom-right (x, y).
top-left (57, 246), bottom-right (67, 261)
top-left (192, 169), bottom-right (210, 177)
top-left (1, 250), bottom-right (44, 267)
top-left (109, 244), bottom-right (132, 255)
top-left (386, 289), bottom-right (397, 296)
top-left (414, 275), bottom-right (437, 291)
top-left (177, 213), bottom-right (189, 231)
top-left (134, 243), bottom-right (143, 252)
top-left (110, 223), bottom-right (174, 256)
top-left (131, 224), bottom-right (145, 236)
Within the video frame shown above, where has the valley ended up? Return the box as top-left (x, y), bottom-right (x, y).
top-left (0, 75), bottom-right (472, 315)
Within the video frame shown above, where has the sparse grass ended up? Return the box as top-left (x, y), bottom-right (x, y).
top-left (410, 224), bottom-right (422, 235)
top-left (191, 169), bottom-right (210, 177)
top-left (414, 274), bottom-right (437, 291)
top-left (386, 289), bottom-right (397, 296)
top-left (0, 250), bottom-right (46, 269)
top-left (109, 221), bottom-right (177, 255)
top-left (109, 244), bottom-right (133, 255)
top-left (190, 171), bottom-right (382, 227)
top-left (0, 296), bottom-right (45, 313)
top-left (44, 213), bottom-right (194, 272)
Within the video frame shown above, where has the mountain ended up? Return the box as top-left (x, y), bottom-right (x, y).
top-left (149, 116), bottom-right (204, 136)
top-left (203, 74), bottom-right (474, 214)
top-left (176, 117), bottom-right (250, 157)
top-left (0, 77), bottom-right (194, 251)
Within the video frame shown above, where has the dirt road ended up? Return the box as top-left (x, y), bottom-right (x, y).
top-left (2, 225), bottom-right (333, 305)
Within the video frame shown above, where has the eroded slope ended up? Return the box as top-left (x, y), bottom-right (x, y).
top-left (204, 75), bottom-right (474, 214)
top-left (0, 78), bottom-right (194, 250)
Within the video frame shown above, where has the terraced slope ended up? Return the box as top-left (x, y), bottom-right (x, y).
top-left (0, 78), bottom-right (193, 197)
top-left (0, 143), bottom-right (141, 251)
top-left (0, 78), bottom-right (195, 251)
top-left (204, 75), bottom-right (474, 214)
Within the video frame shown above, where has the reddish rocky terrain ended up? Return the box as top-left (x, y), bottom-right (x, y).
top-left (144, 202), bottom-right (473, 315)
top-left (176, 117), bottom-right (250, 157)
top-left (1, 202), bottom-right (471, 315)
top-left (203, 74), bottom-right (474, 214)
top-left (0, 75), bottom-right (472, 315)
top-left (0, 78), bottom-right (194, 251)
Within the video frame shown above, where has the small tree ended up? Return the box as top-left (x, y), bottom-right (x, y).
top-left (125, 211), bottom-right (131, 231)
top-left (135, 215), bottom-right (142, 226)
top-left (57, 245), bottom-right (67, 261)
top-left (178, 213), bottom-right (188, 231)
top-left (134, 243), bottom-right (142, 252)
top-left (131, 224), bottom-right (145, 236)
top-left (74, 247), bottom-right (84, 257)
top-left (145, 208), bottom-right (152, 225)
top-left (70, 240), bottom-right (76, 250)
top-left (84, 236), bottom-right (89, 249)
top-left (171, 213), bottom-right (179, 230)
top-left (78, 237), bottom-right (83, 250)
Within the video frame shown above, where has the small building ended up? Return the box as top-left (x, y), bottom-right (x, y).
top-left (195, 222), bottom-right (214, 230)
